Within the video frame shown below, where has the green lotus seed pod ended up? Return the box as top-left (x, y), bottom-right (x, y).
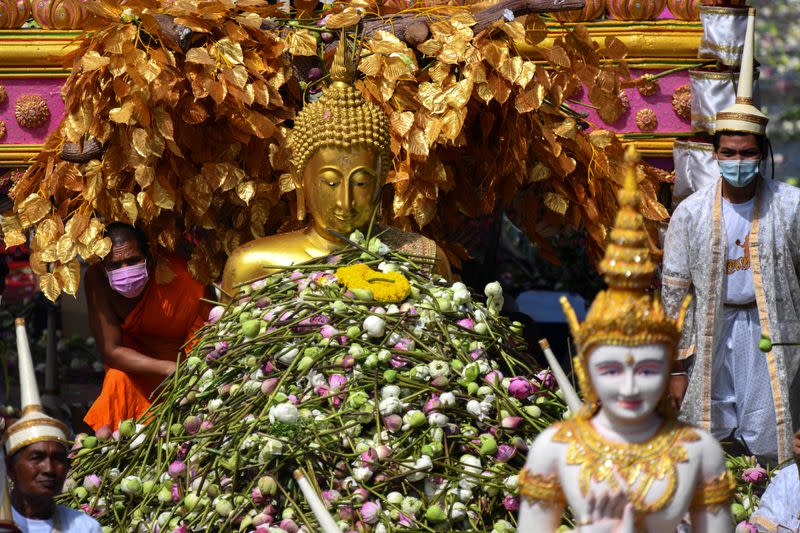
top-left (241, 319), bottom-right (261, 339)
top-left (425, 504), bottom-right (446, 523)
top-left (118, 419), bottom-right (136, 438)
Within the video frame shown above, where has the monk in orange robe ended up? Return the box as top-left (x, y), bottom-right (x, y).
top-left (84, 223), bottom-right (211, 431)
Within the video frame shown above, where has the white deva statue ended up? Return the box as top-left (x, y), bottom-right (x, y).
top-left (518, 149), bottom-right (735, 533)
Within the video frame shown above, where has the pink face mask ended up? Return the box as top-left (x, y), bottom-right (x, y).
top-left (106, 261), bottom-right (149, 298)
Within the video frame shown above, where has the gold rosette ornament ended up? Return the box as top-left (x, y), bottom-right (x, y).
top-left (560, 146), bottom-right (691, 418)
top-left (336, 263), bottom-right (411, 303)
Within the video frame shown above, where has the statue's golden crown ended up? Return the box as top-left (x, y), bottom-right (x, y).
top-left (560, 147), bottom-right (689, 355)
top-left (287, 35), bottom-right (391, 178)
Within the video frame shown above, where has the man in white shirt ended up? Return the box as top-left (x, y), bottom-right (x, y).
top-left (751, 430), bottom-right (800, 532)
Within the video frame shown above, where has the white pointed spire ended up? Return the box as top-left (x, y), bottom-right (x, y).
top-left (715, 8), bottom-right (769, 135)
top-left (5, 318), bottom-right (68, 456)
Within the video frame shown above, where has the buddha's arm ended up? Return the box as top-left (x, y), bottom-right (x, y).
top-left (517, 427), bottom-right (565, 532)
top-left (689, 431), bottom-right (734, 532)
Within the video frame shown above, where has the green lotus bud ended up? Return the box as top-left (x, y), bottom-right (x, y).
top-left (206, 484), bottom-right (221, 498)
top-left (467, 382), bottom-right (479, 396)
top-left (421, 444), bottom-right (435, 457)
top-left (332, 300), bottom-right (348, 314)
top-left (384, 369), bottom-right (397, 383)
top-left (82, 436), bottom-right (98, 449)
top-left (406, 411), bottom-right (426, 428)
top-left (304, 347), bottom-right (320, 358)
top-left (758, 333), bottom-right (772, 352)
top-left (451, 359), bottom-right (464, 372)
top-left (245, 356), bottom-right (257, 368)
top-left (241, 319), bottom-right (261, 339)
top-left (142, 481), bottom-right (156, 495)
top-left (731, 503), bottom-right (746, 522)
top-left (238, 311), bottom-right (253, 324)
top-left (364, 354), bottom-right (378, 369)
top-left (157, 486), bottom-right (173, 504)
top-left (351, 288), bottom-right (374, 301)
top-left (183, 492), bottom-right (200, 510)
top-left (555, 389), bottom-right (565, 399)
top-left (479, 434), bottom-right (498, 456)
top-left (233, 495), bottom-right (246, 507)
top-left (257, 476), bottom-right (278, 496)
top-left (215, 498), bottom-right (233, 517)
top-left (120, 476), bottom-right (142, 496)
top-left (297, 355), bottom-right (315, 371)
top-left (346, 325), bottom-right (361, 338)
top-left (474, 322), bottom-right (488, 335)
top-left (169, 423), bottom-right (183, 437)
top-left (463, 364), bottom-right (479, 383)
top-left (118, 419), bottom-right (136, 438)
top-left (185, 356), bottom-right (202, 369)
top-left (524, 405), bottom-right (542, 418)
top-left (348, 391), bottom-right (369, 408)
top-left (73, 486), bottom-right (88, 501)
top-left (425, 504), bottom-right (447, 523)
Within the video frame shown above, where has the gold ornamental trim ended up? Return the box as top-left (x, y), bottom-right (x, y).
top-left (518, 467), bottom-right (566, 506)
top-left (736, 97), bottom-right (754, 105)
top-left (699, 5), bottom-right (750, 16)
top-left (620, 136), bottom-right (694, 157)
top-left (0, 145), bottom-right (41, 167)
top-left (716, 112), bottom-right (769, 125)
top-left (699, 38), bottom-right (744, 55)
top-left (690, 470), bottom-right (735, 511)
top-left (0, 30), bottom-right (78, 75)
top-left (6, 417), bottom-right (69, 437)
top-left (6, 434), bottom-right (69, 456)
top-left (21, 404), bottom-right (44, 416)
top-left (517, 20), bottom-right (702, 62)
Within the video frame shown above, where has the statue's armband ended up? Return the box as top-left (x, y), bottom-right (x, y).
top-left (519, 467), bottom-right (565, 508)
top-left (690, 470), bottom-right (735, 512)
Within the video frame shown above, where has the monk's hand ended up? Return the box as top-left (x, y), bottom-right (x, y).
top-left (669, 374), bottom-right (688, 410)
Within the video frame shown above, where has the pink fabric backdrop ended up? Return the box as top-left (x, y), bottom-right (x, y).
top-left (0, 78), bottom-right (65, 144)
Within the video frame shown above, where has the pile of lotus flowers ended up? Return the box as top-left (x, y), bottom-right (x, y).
top-left (63, 231), bottom-right (568, 532)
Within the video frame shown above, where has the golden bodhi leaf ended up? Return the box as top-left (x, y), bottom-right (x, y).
top-left (289, 30), bottom-right (318, 57)
top-left (1, 215), bottom-right (26, 247)
top-left (324, 8), bottom-right (361, 29)
top-left (81, 51), bottom-right (111, 72)
top-left (544, 192), bottom-right (569, 216)
top-left (56, 260), bottom-right (80, 296)
top-left (18, 194), bottom-right (51, 227)
top-left (39, 273), bottom-right (61, 302)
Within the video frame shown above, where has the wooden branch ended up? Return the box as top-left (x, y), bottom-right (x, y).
top-left (328, 0), bottom-right (586, 52)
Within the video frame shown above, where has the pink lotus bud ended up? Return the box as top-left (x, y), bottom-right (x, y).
top-left (383, 414), bottom-right (402, 432)
top-left (495, 444), bottom-right (516, 463)
top-left (208, 306), bottom-right (225, 323)
top-left (215, 341), bottom-right (229, 354)
top-left (375, 445), bottom-right (392, 461)
top-left (430, 375), bottom-right (449, 388)
top-left (742, 466), bottom-right (768, 483)
top-left (252, 487), bottom-right (265, 505)
top-left (508, 377), bottom-right (533, 399)
top-left (503, 495), bottom-right (520, 512)
top-left (95, 425), bottom-right (113, 441)
top-left (200, 420), bottom-right (214, 431)
top-left (484, 370), bottom-right (504, 386)
top-left (172, 525), bottom-right (188, 533)
top-left (262, 361), bottom-right (276, 374)
top-left (351, 488), bottom-right (369, 503)
top-left (83, 474), bottom-right (102, 492)
top-left (360, 448), bottom-right (377, 466)
top-left (322, 489), bottom-right (341, 508)
top-left (338, 506), bottom-right (354, 521)
top-left (361, 501), bottom-right (381, 524)
top-left (183, 416), bottom-right (201, 435)
top-left (279, 518), bottom-right (299, 533)
top-left (536, 369), bottom-right (555, 388)
top-left (261, 378), bottom-right (279, 395)
top-left (501, 416), bottom-right (524, 430)
top-left (320, 325), bottom-right (338, 339)
top-left (457, 318), bottom-right (475, 330)
top-left (256, 297), bottom-right (270, 309)
top-left (168, 460), bottom-right (186, 479)
top-left (341, 354), bottom-right (355, 370)
top-left (328, 374), bottom-right (347, 392)
top-left (172, 483), bottom-right (181, 502)
top-left (424, 395), bottom-right (441, 414)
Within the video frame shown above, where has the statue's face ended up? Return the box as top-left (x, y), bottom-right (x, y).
top-left (588, 344), bottom-right (669, 423)
top-left (302, 146), bottom-right (383, 238)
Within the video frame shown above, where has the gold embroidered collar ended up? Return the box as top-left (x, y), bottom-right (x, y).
top-left (552, 417), bottom-right (700, 513)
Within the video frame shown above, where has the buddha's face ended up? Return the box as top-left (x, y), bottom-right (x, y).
top-left (301, 146), bottom-right (383, 238)
top-left (588, 344), bottom-right (669, 424)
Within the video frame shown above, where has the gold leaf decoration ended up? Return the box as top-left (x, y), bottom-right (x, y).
top-left (544, 192), bottom-right (569, 216)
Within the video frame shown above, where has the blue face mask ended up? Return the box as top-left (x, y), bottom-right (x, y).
top-left (719, 159), bottom-right (760, 188)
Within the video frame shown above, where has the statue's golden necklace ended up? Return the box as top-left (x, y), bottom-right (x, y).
top-left (552, 417), bottom-right (700, 513)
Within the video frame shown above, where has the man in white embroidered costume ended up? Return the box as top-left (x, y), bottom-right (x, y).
top-left (750, 430), bottom-right (800, 532)
top-left (662, 11), bottom-right (800, 465)
top-left (2, 320), bottom-right (101, 533)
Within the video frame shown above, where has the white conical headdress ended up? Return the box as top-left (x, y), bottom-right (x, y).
top-left (4, 319), bottom-right (68, 457)
top-left (715, 9), bottom-right (768, 135)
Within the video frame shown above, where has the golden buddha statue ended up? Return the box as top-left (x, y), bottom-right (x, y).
top-left (221, 39), bottom-right (450, 297)
top-left (517, 148), bottom-right (734, 532)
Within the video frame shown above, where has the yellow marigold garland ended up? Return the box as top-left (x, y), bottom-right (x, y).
top-left (336, 264), bottom-right (411, 303)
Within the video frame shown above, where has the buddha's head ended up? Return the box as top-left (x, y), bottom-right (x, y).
top-left (287, 39), bottom-right (391, 239)
top-left (561, 147), bottom-right (690, 422)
